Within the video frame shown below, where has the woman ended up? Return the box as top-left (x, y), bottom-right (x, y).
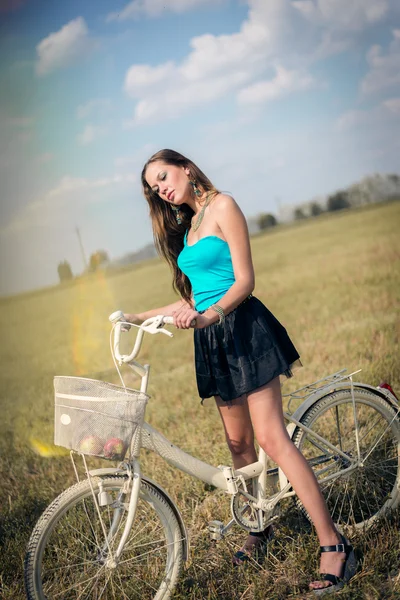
top-left (124, 149), bottom-right (355, 595)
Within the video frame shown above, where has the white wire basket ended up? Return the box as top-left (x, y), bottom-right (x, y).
top-left (54, 376), bottom-right (149, 460)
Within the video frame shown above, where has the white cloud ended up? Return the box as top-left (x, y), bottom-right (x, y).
top-left (238, 66), bottom-right (314, 104)
top-left (361, 29), bottom-right (400, 94)
top-left (35, 17), bottom-right (97, 77)
top-left (291, 0), bottom-right (395, 58)
top-left (336, 96), bottom-right (400, 130)
top-left (76, 98), bottom-right (111, 119)
top-left (77, 124), bottom-right (109, 145)
top-left (106, 0), bottom-right (223, 21)
top-left (47, 174), bottom-right (136, 198)
top-left (2, 173), bottom-right (137, 236)
top-left (292, 0), bottom-right (389, 31)
top-left (114, 143), bottom-right (157, 170)
top-left (180, 22), bottom-right (271, 82)
top-left (124, 62), bottom-right (175, 97)
top-left (125, 68), bottom-right (252, 125)
top-left (383, 97), bottom-right (400, 113)
top-left (336, 108), bottom-right (375, 130)
top-left (123, 0), bottom-right (397, 125)
top-left (123, 1), bottom-right (311, 124)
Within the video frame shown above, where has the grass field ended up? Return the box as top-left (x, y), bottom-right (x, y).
top-left (1, 201), bottom-right (399, 599)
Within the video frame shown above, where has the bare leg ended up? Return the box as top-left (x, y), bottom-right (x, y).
top-left (247, 377), bottom-right (346, 590)
top-left (215, 395), bottom-right (273, 563)
top-left (215, 394), bottom-right (257, 468)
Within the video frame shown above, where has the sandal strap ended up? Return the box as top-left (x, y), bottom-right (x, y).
top-left (249, 527), bottom-right (274, 542)
top-left (320, 573), bottom-right (343, 586)
top-left (320, 534), bottom-right (352, 555)
top-left (320, 543), bottom-right (346, 553)
top-left (234, 550), bottom-right (250, 562)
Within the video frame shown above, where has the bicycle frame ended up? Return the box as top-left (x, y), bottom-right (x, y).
top-left (108, 319), bottom-right (383, 499)
top-left (82, 315), bottom-right (399, 563)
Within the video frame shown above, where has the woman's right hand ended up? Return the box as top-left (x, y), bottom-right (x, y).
top-left (121, 313), bottom-right (142, 331)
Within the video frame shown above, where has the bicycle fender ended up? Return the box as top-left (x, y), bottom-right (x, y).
top-left (288, 381), bottom-right (399, 430)
top-left (87, 468), bottom-right (189, 563)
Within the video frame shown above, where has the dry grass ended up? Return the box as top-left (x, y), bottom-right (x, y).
top-left (0, 201), bottom-right (399, 599)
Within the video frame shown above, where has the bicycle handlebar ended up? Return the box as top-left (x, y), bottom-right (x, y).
top-left (109, 311), bottom-right (193, 364)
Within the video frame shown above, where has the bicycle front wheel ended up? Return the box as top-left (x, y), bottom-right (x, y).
top-left (24, 476), bottom-right (184, 600)
top-left (293, 388), bottom-right (400, 529)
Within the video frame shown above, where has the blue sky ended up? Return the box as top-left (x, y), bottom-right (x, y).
top-left (1, 0), bottom-right (399, 295)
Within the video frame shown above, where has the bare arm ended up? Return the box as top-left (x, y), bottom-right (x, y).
top-left (199, 194), bottom-right (255, 327)
top-left (125, 298), bottom-right (193, 324)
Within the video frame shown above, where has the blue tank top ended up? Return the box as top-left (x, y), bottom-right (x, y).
top-left (177, 232), bottom-right (236, 311)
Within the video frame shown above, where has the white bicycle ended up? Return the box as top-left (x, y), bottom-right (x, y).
top-left (24, 312), bottom-right (400, 600)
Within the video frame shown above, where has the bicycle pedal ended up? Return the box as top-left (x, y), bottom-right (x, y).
top-left (208, 520), bottom-right (224, 540)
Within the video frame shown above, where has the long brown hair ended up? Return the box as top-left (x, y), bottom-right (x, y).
top-left (141, 149), bottom-right (219, 304)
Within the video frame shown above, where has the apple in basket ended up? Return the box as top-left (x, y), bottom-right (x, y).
top-left (79, 435), bottom-right (104, 455)
top-left (103, 437), bottom-right (126, 459)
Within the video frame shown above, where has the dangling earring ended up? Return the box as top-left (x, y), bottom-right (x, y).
top-left (172, 205), bottom-right (182, 225)
top-left (189, 180), bottom-right (202, 197)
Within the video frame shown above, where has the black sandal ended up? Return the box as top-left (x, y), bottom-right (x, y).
top-left (233, 526), bottom-right (274, 566)
top-left (311, 534), bottom-right (357, 596)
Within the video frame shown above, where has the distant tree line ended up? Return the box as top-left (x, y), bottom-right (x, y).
top-left (57, 250), bottom-right (110, 284)
top-left (57, 261), bottom-right (73, 283)
top-left (89, 249), bottom-right (109, 272)
top-left (256, 189), bottom-right (353, 230)
top-left (257, 213), bottom-right (277, 230)
top-left (256, 172), bottom-right (399, 230)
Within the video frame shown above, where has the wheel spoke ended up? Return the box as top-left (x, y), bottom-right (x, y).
top-left (44, 559), bottom-right (99, 574)
top-left (93, 571), bottom-right (112, 600)
top-left (363, 416), bottom-right (399, 463)
top-left (60, 521), bottom-right (103, 551)
top-left (123, 535), bottom-right (172, 553)
top-left (50, 565), bottom-right (106, 598)
top-left (334, 404), bottom-right (343, 452)
top-left (118, 537), bottom-right (184, 566)
top-left (294, 390), bottom-right (400, 528)
top-left (26, 477), bottom-right (183, 600)
top-left (115, 571), bottom-right (131, 600)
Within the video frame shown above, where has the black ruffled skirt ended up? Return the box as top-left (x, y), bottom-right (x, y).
top-left (194, 296), bottom-right (301, 403)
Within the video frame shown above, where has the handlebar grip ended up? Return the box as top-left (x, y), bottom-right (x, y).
top-left (109, 310), bottom-right (125, 323)
top-left (163, 316), bottom-right (196, 327)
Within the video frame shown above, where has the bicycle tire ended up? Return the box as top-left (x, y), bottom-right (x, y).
top-left (24, 476), bottom-right (184, 600)
top-left (293, 388), bottom-right (400, 529)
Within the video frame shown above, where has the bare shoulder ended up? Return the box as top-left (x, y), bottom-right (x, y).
top-left (209, 193), bottom-right (248, 239)
top-left (210, 193), bottom-right (242, 216)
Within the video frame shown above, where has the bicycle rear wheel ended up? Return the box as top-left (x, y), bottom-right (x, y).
top-left (24, 476), bottom-right (184, 600)
top-left (293, 389), bottom-right (400, 529)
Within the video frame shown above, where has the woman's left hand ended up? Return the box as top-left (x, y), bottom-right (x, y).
top-left (172, 305), bottom-right (200, 329)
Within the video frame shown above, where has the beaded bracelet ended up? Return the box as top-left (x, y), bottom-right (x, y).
top-left (209, 303), bottom-right (225, 325)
